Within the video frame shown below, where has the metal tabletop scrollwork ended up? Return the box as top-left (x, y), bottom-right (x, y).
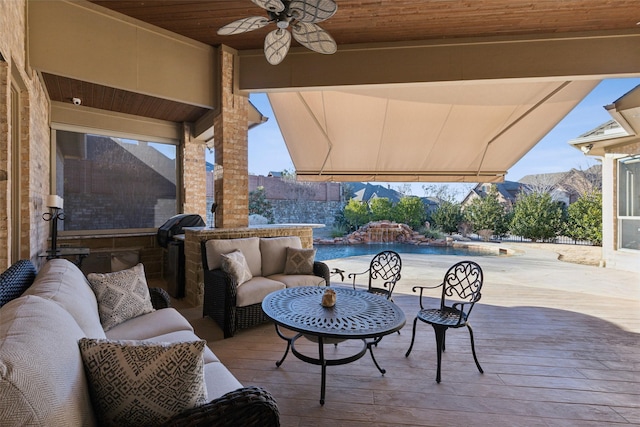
top-left (263, 286), bottom-right (405, 339)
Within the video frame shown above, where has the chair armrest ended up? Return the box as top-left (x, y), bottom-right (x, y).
top-left (149, 287), bottom-right (171, 309)
top-left (411, 283), bottom-right (444, 309)
top-left (160, 386), bottom-right (280, 427)
top-left (348, 269), bottom-right (371, 289)
top-left (313, 261), bottom-right (331, 286)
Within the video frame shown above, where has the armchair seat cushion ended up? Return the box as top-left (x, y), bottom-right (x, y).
top-left (236, 277), bottom-right (285, 307)
top-left (267, 273), bottom-right (326, 288)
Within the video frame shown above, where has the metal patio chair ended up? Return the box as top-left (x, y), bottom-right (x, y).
top-left (348, 250), bottom-right (402, 300)
top-left (405, 260), bottom-right (484, 383)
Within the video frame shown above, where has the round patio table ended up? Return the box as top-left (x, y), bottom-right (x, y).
top-left (262, 286), bottom-right (406, 404)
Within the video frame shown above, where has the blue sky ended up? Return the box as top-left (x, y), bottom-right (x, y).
top-left (207, 77), bottom-right (640, 195)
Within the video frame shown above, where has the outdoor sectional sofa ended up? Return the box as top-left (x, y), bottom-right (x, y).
top-left (202, 236), bottom-right (330, 338)
top-left (0, 258), bottom-right (279, 426)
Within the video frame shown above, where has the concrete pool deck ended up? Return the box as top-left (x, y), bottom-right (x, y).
top-left (324, 242), bottom-right (639, 310)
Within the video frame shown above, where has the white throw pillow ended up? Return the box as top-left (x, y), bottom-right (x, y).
top-left (87, 263), bottom-right (154, 331)
top-left (221, 250), bottom-right (253, 286)
top-left (78, 338), bottom-right (208, 427)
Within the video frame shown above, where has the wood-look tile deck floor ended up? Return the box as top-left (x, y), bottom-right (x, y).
top-left (164, 247), bottom-right (640, 427)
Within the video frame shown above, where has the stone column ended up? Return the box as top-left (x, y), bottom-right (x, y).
top-left (213, 48), bottom-right (249, 228)
top-left (180, 122), bottom-right (206, 219)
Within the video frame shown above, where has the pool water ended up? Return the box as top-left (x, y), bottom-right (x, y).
top-left (313, 243), bottom-right (495, 261)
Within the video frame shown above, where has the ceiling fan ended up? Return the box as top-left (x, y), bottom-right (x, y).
top-left (217, 0), bottom-right (338, 65)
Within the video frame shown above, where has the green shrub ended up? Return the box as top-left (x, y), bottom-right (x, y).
top-left (566, 191), bottom-right (602, 245)
top-left (510, 191), bottom-right (566, 242)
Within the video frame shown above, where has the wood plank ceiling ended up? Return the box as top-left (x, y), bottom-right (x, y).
top-left (45, 0), bottom-right (639, 122)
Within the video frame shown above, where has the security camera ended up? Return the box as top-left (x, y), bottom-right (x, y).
top-left (72, 97), bottom-right (82, 106)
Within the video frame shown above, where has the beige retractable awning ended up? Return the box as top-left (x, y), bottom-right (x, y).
top-left (268, 80), bottom-right (599, 183)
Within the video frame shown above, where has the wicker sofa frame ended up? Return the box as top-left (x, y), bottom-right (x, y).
top-left (201, 241), bottom-right (331, 338)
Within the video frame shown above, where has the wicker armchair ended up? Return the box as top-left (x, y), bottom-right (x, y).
top-left (160, 385), bottom-right (279, 427)
top-left (201, 241), bottom-right (330, 338)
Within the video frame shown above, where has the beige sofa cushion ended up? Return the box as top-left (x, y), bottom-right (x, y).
top-left (143, 330), bottom-right (219, 363)
top-left (205, 237), bottom-right (262, 277)
top-left (0, 296), bottom-right (97, 426)
top-left (204, 361), bottom-right (243, 401)
top-left (267, 273), bottom-right (326, 288)
top-left (105, 307), bottom-right (194, 340)
top-left (236, 276), bottom-right (285, 307)
top-left (25, 258), bottom-right (105, 338)
top-left (260, 236), bottom-right (302, 277)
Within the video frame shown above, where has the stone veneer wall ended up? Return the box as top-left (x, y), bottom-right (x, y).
top-left (183, 225), bottom-right (316, 307)
top-left (181, 123), bottom-right (207, 221)
top-left (270, 200), bottom-right (342, 229)
top-left (213, 48), bottom-right (249, 228)
top-left (0, 0), bottom-right (51, 269)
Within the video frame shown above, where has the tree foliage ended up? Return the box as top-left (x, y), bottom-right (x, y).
top-left (343, 199), bottom-right (371, 229)
top-left (565, 191), bottom-right (602, 245)
top-left (431, 201), bottom-right (463, 234)
top-left (392, 196), bottom-right (426, 229)
top-left (510, 191), bottom-right (566, 242)
top-left (463, 186), bottom-right (509, 236)
top-left (370, 197), bottom-right (394, 221)
top-left (248, 186), bottom-right (274, 223)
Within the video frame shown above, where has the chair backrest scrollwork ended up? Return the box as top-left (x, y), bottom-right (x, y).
top-left (441, 260), bottom-right (483, 310)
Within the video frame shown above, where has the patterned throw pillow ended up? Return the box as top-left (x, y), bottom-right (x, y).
top-left (87, 263), bottom-right (154, 331)
top-left (78, 338), bottom-right (208, 427)
top-left (221, 250), bottom-right (253, 286)
top-left (284, 247), bottom-right (316, 275)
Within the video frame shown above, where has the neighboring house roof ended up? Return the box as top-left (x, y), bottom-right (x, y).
top-left (519, 166), bottom-right (602, 193)
top-left (115, 139), bottom-right (176, 185)
top-left (348, 183), bottom-right (402, 204)
top-left (575, 119), bottom-right (626, 140)
top-left (461, 180), bottom-right (525, 206)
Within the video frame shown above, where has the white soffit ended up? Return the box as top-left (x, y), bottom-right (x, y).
top-left (268, 79), bottom-right (600, 183)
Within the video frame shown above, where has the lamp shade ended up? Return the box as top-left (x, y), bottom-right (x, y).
top-left (46, 195), bottom-right (63, 209)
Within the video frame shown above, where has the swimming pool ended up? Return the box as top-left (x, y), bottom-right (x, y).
top-left (313, 243), bottom-right (497, 261)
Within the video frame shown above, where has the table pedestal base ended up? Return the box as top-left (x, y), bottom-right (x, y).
top-left (273, 325), bottom-right (387, 405)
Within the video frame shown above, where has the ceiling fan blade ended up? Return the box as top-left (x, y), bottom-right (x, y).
top-left (264, 28), bottom-right (291, 65)
top-left (252, 0), bottom-right (285, 13)
top-left (289, 0), bottom-right (337, 23)
top-left (292, 22), bottom-right (337, 54)
top-left (217, 16), bottom-right (270, 35)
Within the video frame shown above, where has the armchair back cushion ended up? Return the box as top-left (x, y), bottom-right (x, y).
top-left (205, 237), bottom-right (262, 277)
top-left (0, 295), bottom-right (97, 426)
top-left (260, 236), bottom-right (303, 277)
